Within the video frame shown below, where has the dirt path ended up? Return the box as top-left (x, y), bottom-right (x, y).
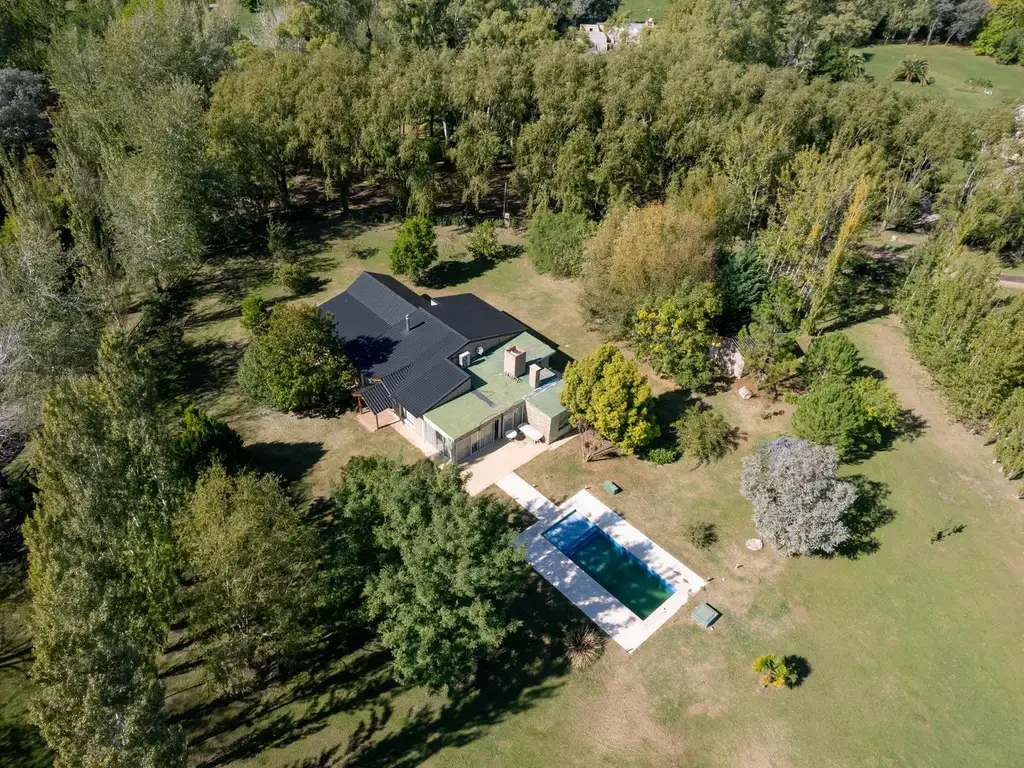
top-left (847, 315), bottom-right (1021, 510)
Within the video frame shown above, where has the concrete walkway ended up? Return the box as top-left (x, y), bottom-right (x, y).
top-left (498, 473), bottom-right (706, 653)
top-left (464, 433), bottom-right (574, 496)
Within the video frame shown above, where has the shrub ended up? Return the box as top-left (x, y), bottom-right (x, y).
top-left (891, 56), bottom-right (930, 85)
top-left (525, 209), bottom-right (595, 278)
top-left (791, 377), bottom-right (867, 458)
top-left (174, 405), bottom-right (244, 479)
top-left (684, 520), bottom-right (718, 550)
top-left (753, 654), bottom-right (792, 689)
top-left (802, 333), bottom-right (862, 386)
top-left (389, 215), bottom-right (438, 283)
top-left (266, 217), bottom-right (291, 261)
top-left (275, 262), bottom-right (312, 295)
top-left (466, 220), bottom-right (502, 261)
top-left (563, 625), bottom-right (604, 671)
top-left (646, 446), bottom-right (680, 465)
top-left (240, 294), bottom-right (270, 335)
top-left (675, 406), bottom-right (734, 467)
top-left (237, 303), bottom-right (357, 413)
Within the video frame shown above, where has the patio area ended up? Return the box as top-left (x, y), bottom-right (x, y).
top-left (463, 432), bottom-right (574, 496)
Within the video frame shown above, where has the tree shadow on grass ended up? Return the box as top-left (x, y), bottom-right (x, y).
top-left (0, 716), bottom-right (50, 768)
top-left (836, 476), bottom-right (896, 559)
top-left (245, 441), bottom-right (327, 485)
top-left (784, 655), bottom-right (811, 688)
top-left (823, 252), bottom-right (910, 333)
top-left (422, 246), bottom-right (523, 290)
top-left (343, 575), bottom-right (572, 767)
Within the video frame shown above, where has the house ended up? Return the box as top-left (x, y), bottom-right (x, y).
top-left (579, 18), bottom-right (654, 54)
top-left (320, 272), bottom-right (572, 464)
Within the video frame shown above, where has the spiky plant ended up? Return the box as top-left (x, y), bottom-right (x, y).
top-left (753, 653), bottom-right (792, 688)
top-left (563, 626), bottom-right (604, 671)
top-left (891, 57), bottom-right (930, 85)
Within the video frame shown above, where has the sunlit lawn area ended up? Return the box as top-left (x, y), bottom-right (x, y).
top-left (6, 200), bottom-right (1024, 766)
top-left (161, 203), bottom-right (1024, 766)
top-left (616, 0), bottom-right (673, 22)
top-left (859, 43), bottom-right (1024, 112)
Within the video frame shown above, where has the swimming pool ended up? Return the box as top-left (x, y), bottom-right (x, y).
top-left (543, 510), bottom-right (676, 620)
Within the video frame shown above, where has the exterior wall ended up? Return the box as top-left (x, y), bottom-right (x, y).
top-left (453, 332), bottom-right (519, 363)
top-left (525, 401), bottom-right (572, 444)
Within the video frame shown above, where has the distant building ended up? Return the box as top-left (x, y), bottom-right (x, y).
top-left (580, 18), bottom-right (654, 54)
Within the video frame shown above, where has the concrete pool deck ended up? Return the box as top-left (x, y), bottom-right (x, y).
top-left (498, 473), bottom-right (706, 653)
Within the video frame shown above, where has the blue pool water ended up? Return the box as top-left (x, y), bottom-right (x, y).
top-left (544, 511), bottom-right (675, 619)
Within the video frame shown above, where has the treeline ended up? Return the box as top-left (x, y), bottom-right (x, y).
top-left (900, 231), bottom-right (1024, 493)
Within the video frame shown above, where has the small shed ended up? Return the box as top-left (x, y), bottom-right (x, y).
top-left (691, 602), bottom-right (721, 629)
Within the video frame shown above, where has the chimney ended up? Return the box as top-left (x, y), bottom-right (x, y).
top-left (405, 313), bottom-right (410, 332)
top-left (504, 345), bottom-right (526, 379)
top-left (528, 364), bottom-right (542, 389)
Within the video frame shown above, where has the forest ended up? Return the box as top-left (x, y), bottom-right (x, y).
top-left (2, 0), bottom-right (1024, 765)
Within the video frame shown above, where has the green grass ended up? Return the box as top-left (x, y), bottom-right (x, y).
top-left (859, 43), bottom-right (1024, 112)
top-left (616, 0), bottom-right (673, 22)
top-left (7, 207), bottom-right (1024, 766)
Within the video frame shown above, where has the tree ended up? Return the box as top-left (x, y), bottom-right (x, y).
top-left (330, 458), bottom-right (527, 691)
top-left (753, 654), bottom-right (793, 689)
top-left (389, 215), bottom-right (438, 284)
top-left (561, 345), bottom-right (660, 459)
top-left (791, 377), bottom-right (869, 459)
top-left (174, 405), bottom-right (244, 479)
top-left (740, 437), bottom-right (856, 556)
top-left (207, 48), bottom-right (305, 208)
top-left (583, 202), bottom-right (717, 334)
top-left (240, 294), bottom-right (270, 335)
top-left (24, 333), bottom-right (186, 766)
top-left (737, 322), bottom-right (801, 397)
top-left (891, 56), bottom-right (931, 85)
top-left (675, 405), bottom-right (734, 468)
top-left (974, 0), bottom-right (1023, 61)
top-left (632, 283), bottom-right (722, 391)
top-left (989, 389), bottom-right (1024, 480)
top-left (525, 209), bottom-right (595, 278)
top-left (237, 303), bottom-right (357, 413)
top-left (851, 376), bottom-right (903, 446)
top-left (466, 220), bottom-right (502, 261)
top-left (0, 68), bottom-right (49, 151)
top-left (802, 332), bottom-right (862, 387)
top-left (178, 464), bottom-right (319, 694)
top-left (752, 278), bottom-right (803, 334)
top-left (717, 243), bottom-right (768, 329)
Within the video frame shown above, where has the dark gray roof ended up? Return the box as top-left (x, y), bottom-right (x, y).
top-left (427, 294), bottom-right (525, 342)
top-left (346, 272), bottom-right (426, 325)
top-left (321, 271), bottom-right (538, 419)
top-left (390, 358), bottom-right (468, 417)
top-left (357, 382), bottom-right (394, 414)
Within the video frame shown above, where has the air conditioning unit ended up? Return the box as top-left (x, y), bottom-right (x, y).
top-left (458, 351), bottom-right (471, 367)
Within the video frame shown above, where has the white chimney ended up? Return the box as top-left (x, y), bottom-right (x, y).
top-left (528, 364), bottom-right (542, 389)
top-left (405, 313), bottom-right (410, 332)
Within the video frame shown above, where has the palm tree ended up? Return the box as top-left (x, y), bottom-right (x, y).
top-left (892, 57), bottom-right (930, 86)
top-left (753, 654), bottom-right (792, 688)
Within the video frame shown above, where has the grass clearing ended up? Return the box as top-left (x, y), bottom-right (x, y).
top-left (616, 0), bottom-right (673, 22)
top-left (859, 43), bottom-right (1024, 112)
top-left (172, 205), bottom-right (1024, 766)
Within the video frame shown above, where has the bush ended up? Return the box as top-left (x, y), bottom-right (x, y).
top-left (389, 215), bottom-right (438, 283)
top-left (675, 406), bottom-right (734, 467)
top-left (563, 625), bottom-right (603, 671)
top-left (466, 220), bottom-right (502, 261)
top-left (802, 333), bottom-right (862, 387)
top-left (525, 209), bottom-right (595, 278)
top-left (174, 405), bottom-right (244, 479)
top-left (753, 654), bottom-right (792, 689)
top-left (240, 294), bottom-right (270, 335)
top-left (791, 377), bottom-right (867, 458)
top-left (684, 520), bottom-right (718, 550)
top-left (237, 303), bottom-right (357, 413)
top-left (266, 217), bottom-right (292, 261)
top-left (646, 446), bottom-right (680, 465)
top-left (275, 262), bottom-right (312, 295)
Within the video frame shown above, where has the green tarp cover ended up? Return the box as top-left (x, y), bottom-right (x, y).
top-left (691, 602), bottom-right (721, 628)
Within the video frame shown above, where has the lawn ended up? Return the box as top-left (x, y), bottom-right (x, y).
top-left (5, 201), bottom-right (1024, 766)
top-left (616, 0), bottom-right (673, 22)
top-left (164, 206), bottom-right (1023, 766)
top-left (859, 43), bottom-right (1024, 112)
